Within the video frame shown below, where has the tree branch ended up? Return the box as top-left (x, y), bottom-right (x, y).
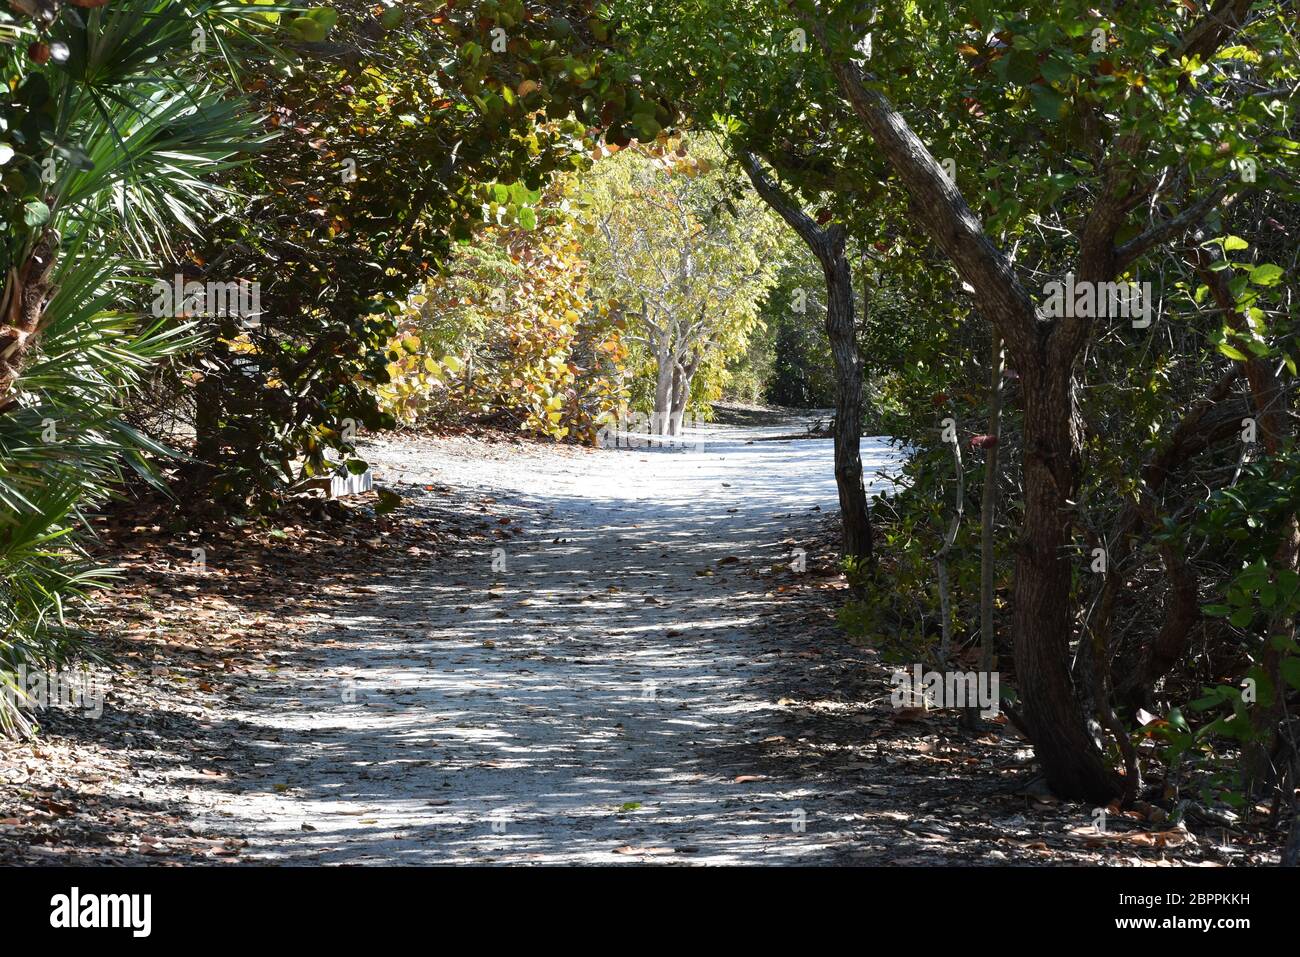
top-left (1115, 178), bottom-right (1239, 272)
top-left (797, 18), bottom-right (1042, 364)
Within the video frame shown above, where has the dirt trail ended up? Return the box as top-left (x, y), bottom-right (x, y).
top-left (180, 423), bottom-right (907, 863)
top-left (7, 421), bottom-right (1260, 865)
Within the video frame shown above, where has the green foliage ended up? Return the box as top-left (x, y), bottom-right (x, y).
top-left (0, 0), bottom-right (271, 733)
top-left (613, 0), bottom-right (1300, 810)
top-left (180, 0), bottom-right (637, 511)
top-left (745, 245), bottom-right (835, 408)
top-left (377, 183), bottom-right (628, 442)
top-left (579, 135), bottom-right (785, 419)
top-left (1160, 451), bottom-right (1300, 803)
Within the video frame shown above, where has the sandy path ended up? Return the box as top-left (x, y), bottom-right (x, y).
top-left (189, 423), bottom-right (904, 863)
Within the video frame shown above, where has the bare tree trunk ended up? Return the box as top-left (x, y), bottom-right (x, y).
top-left (668, 352), bottom-right (700, 439)
top-left (935, 424), bottom-right (963, 663)
top-left (980, 336), bottom-right (1004, 676)
top-left (668, 361), bottom-right (684, 437)
top-left (653, 349), bottom-right (674, 437)
top-left (824, 234), bottom-right (873, 562)
top-left (737, 150), bottom-right (872, 562)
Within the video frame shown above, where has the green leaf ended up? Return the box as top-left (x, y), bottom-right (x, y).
top-left (1005, 49), bottom-right (1040, 85)
top-left (22, 199), bottom-right (50, 227)
top-left (290, 16), bottom-right (328, 42)
top-left (1030, 84), bottom-right (1065, 121)
top-left (1223, 235), bottom-right (1249, 251)
top-left (307, 7), bottom-right (338, 31)
top-left (374, 488), bottom-right (402, 515)
top-left (1249, 263), bottom-right (1283, 286)
top-left (1040, 56), bottom-right (1073, 85)
top-left (1217, 342), bottom-right (1249, 361)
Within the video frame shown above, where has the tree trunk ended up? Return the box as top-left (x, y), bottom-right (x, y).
top-left (653, 349), bottom-right (674, 437)
top-left (800, 42), bottom-right (1123, 799)
top-left (935, 417), bottom-right (963, 663)
top-left (668, 361), bottom-right (684, 437)
top-left (980, 333), bottom-right (1004, 674)
top-left (823, 235), bottom-right (873, 562)
top-left (736, 150), bottom-right (872, 562)
top-left (668, 352), bottom-right (699, 439)
top-left (0, 231), bottom-right (60, 410)
top-left (1015, 361), bottom-right (1121, 802)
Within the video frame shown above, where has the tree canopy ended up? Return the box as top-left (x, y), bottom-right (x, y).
top-left (1, 0), bottom-right (1299, 852)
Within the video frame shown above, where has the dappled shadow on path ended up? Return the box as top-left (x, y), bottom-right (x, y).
top-left (178, 430), bottom-right (925, 863)
top-left (5, 429), bottom-right (1232, 865)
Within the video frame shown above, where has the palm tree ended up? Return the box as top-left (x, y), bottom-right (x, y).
top-left (0, 1), bottom-right (278, 733)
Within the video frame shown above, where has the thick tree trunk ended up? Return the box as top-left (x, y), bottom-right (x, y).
top-left (1015, 362), bottom-right (1121, 802)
